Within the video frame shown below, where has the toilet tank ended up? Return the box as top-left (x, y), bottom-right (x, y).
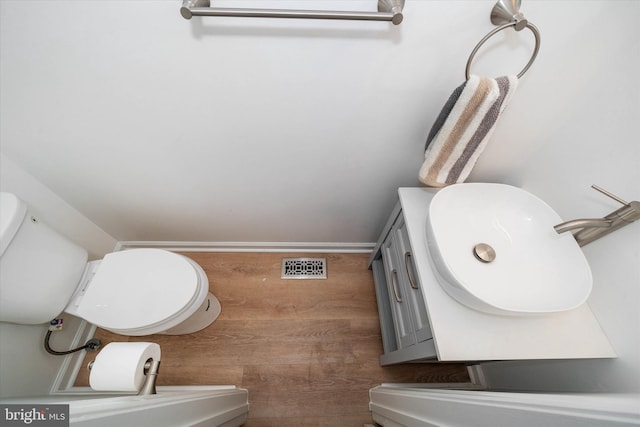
top-left (0, 192), bottom-right (88, 324)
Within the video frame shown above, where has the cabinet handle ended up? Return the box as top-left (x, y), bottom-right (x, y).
top-left (404, 252), bottom-right (419, 289)
top-left (391, 270), bottom-right (402, 303)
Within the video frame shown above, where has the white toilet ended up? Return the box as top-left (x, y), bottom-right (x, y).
top-left (0, 192), bottom-right (221, 336)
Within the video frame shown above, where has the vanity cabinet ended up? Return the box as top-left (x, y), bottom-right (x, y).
top-left (369, 188), bottom-right (615, 364)
top-left (369, 202), bottom-right (436, 365)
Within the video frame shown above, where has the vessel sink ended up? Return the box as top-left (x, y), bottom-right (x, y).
top-left (426, 183), bottom-right (592, 315)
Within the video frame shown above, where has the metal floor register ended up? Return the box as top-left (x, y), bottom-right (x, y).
top-left (281, 258), bottom-right (327, 279)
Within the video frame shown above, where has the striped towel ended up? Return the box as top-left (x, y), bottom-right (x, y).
top-left (418, 75), bottom-right (518, 187)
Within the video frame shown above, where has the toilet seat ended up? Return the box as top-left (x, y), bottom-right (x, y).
top-left (66, 249), bottom-right (208, 335)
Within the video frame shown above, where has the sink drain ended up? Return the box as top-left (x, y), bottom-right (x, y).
top-left (473, 243), bottom-right (496, 263)
top-left (281, 258), bottom-right (327, 279)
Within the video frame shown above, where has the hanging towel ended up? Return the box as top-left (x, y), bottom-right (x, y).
top-left (418, 75), bottom-right (518, 187)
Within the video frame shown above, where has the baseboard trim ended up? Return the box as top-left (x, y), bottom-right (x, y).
top-left (50, 320), bottom-right (97, 394)
top-left (369, 387), bottom-right (640, 426)
top-left (466, 364), bottom-right (487, 389)
top-left (115, 241), bottom-right (376, 253)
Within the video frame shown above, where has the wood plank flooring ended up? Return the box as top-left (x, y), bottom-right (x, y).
top-left (74, 252), bottom-right (469, 426)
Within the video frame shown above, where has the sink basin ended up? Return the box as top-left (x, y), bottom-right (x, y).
top-left (426, 183), bottom-right (592, 315)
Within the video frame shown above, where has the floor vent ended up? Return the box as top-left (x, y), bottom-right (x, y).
top-left (281, 258), bottom-right (327, 280)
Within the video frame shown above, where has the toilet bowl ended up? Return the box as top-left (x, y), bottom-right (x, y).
top-left (65, 249), bottom-right (221, 336)
top-left (0, 192), bottom-right (220, 335)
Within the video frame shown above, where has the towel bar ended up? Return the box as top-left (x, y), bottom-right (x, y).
top-left (465, 0), bottom-right (541, 79)
top-left (180, 0), bottom-right (405, 25)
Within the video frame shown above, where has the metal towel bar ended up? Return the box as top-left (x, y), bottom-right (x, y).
top-left (180, 0), bottom-right (405, 25)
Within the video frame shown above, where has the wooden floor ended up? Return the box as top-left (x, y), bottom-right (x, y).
top-left (75, 252), bottom-right (469, 426)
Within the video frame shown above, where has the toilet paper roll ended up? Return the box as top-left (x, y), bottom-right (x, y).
top-left (89, 342), bottom-right (161, 392)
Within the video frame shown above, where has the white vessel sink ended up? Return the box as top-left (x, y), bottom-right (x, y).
top-left (426, 183), bottom-right (592, 316)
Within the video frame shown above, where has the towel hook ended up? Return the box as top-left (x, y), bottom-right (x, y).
top-left (465, 0), bottom-right (540, 80)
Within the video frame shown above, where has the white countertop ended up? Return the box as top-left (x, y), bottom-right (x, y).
top-left (398, 187), bottom-right (616, 361)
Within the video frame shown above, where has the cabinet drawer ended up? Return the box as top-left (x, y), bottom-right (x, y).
top-left (394, 215), bottom-right (433, 343)
top-left (382, 236), bottom-right (417, 348)
top-left (371, 259), bottom-right (398, 354)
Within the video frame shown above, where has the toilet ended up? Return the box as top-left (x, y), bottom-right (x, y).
top-left (0, 192), bottom-right (220, 336)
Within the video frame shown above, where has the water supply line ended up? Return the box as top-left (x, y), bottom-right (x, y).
top-left (44, 330), bottom-right (101, 356)
top-left (43, 318), bottom-right (101, 356)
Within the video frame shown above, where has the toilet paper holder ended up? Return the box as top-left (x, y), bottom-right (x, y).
top-left (88, 358), bottom-right (161, 395)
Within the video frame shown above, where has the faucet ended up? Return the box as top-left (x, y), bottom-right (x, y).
top-left (554, 185), bottom-right (640, 247)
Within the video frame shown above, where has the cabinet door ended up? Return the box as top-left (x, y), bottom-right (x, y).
top-left (394, 215), bottom-right (433, 343)
top-left (371, 258), bottom-right (398, 354)
top-left (382, 236), bottom-right (417, 348)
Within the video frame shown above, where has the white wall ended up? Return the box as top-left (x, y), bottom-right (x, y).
top-left (0, 154), bottom-right (118, 259)
top-left (0, 0), bottom-right (540, 244)
top-left (0, 0), bottom-right (638, 399)
top-left (471, 1), bottom-right (640, 394)
top-left (0, 315), bottom-right (85, 398)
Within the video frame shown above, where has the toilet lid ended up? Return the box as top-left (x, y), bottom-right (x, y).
top-left (76, 249), bottom-right (201, 330)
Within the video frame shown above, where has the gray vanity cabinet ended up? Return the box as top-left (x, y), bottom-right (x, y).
top-left (369, 202), bottom-right (437, 365)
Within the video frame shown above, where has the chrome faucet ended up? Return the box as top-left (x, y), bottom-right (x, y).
top-left (554, 185), bottom-right (640, 247)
